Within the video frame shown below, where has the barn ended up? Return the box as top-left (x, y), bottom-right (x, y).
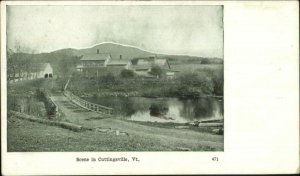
top-left (131, 56), bottom-right (178, 78)
top-left (106, 59), bottom-right (132, 76)
top-left (38, 63), bottom-right (53, 78)
top-left (76, 50), bottom-right (111, 77)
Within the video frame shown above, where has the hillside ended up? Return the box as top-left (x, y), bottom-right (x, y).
top-left (52, 42), bottom-right (155, 60)
top-left (50, 42), bottom-right (223, 63)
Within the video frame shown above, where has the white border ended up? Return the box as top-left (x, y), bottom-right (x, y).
top-left (1, 1), bottom-right (299, 175)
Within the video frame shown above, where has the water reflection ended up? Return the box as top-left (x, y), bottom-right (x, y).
top-left (84, 96), bottom-right (223, 123)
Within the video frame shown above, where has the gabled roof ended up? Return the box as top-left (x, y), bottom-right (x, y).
top-left (134, 65), bottom-right (151, 70)
top-left (135, 58), bottom-right (171, 69)
top-left (136, 59), bottom-right (152, 66)
top-left (81, 54), bottom-right (111, 61)
top-left (106, 60), bottom-right (129, 66)
top-left (40, 63), bottom-right (53, 73)
top-left (154, 59), bottom-right (166, 65)
top-left (154, 59), bottom-right (171, 69)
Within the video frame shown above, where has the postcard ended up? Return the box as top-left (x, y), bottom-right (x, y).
top-left (1, 0), bottom-right (299, 175)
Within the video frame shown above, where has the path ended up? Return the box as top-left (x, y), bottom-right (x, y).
top-left (51, 93), bottom-right (224, 150)
top-left (51, 95), bottom-right (108, 123)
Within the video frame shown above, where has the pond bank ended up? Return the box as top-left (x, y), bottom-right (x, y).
top-left (81, 95), bottom-right (223, 123)
top-left (71, 90), bottom-right (223, 99)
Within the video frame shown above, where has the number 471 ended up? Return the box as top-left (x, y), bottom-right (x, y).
top-left (212, 157), bottom-right (219, 161)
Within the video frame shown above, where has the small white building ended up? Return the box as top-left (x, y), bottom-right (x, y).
top-left (38, 63), bottom-right (53, 78)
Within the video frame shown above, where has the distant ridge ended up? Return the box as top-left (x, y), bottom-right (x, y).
top-left (50, 42), bottom-right (224, 60)
top-left (52, 42), bottom-right (156, 60)
top-left (23, 42), bottom-right (223, 64)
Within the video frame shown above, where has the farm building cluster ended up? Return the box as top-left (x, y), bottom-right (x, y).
top-left (76, 49), bottom-right (178, 79)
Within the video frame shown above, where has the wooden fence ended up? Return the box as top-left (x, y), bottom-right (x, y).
top-left (64, 91), bottom-right (113, 115)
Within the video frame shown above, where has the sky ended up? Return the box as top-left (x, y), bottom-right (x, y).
top-left (7, 5), bottom-right (223, 58)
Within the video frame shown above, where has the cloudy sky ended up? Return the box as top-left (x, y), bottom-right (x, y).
top-left (7, 5), bottom-right (223, 58)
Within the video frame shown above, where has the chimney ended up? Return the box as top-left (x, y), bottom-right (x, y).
top-left (120, 55), bottom-right (122, 60)
top-left (97, 49), bottom-right (99, 54)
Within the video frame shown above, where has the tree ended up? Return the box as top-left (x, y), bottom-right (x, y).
top-left (7, 41), bottom-right (39, 82)
top-left (54, 55), bottom-right (81, 78)
top-left (178, 72), bottom-right (214, 95)
top-left (196, 67), bottom-right (224, 96)
top-left (100, 73), bottom-right (120, 87)
top-left (209, 69), bottom-right (223, 96)
top-left (7, 50), bottom-right (16, 81)
top-left (131, 58), bottom-right (139, 65)
top-left (149, 66), bottom-right (163, 78)
top-left (120, 69), bottom-right (134, 78)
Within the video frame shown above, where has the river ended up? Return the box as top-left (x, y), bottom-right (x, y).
top-left (84, 96), bottom-right (223, 123)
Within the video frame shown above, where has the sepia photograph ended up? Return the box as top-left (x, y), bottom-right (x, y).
top-left (2, 0), bottom-right (298, 175)
top-left (6, 5), bottom-right (224, 152)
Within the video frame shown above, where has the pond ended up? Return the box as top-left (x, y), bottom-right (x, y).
top-left (84, 96), bottom-right (224, 123)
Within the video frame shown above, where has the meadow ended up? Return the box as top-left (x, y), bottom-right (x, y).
top-left (68, 63), bottom-right (224, 98)
top-left (7, 114), bottom-right (223, 151)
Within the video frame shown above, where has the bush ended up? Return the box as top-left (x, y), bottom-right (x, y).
top-left (176, 72), bottom-right (214, 96)
top-left (36, 89), bottom-right (57, 116)
top-left (120, 69), bottom-right (135, 78)
top-left (179, 73), bottom-right (213, 90)
top-left (149, 66), bottom-right (163, 78)
top-left (149, 102), bottom-right (168, 117)
top-left (99, 73), bottom-right (120, 86)
top-left (131, 58), bottom-right (139, 65)
top-left (196, 67), bottom-right (223, 96)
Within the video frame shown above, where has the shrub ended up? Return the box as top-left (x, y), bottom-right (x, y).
top-left (149, 102), bottom-right (168, 117)
top-left (149, 66), bottom-right (163, 78)
top-left (99, 73), bottom-right (120, 86)
top-left (196, 67), bottom-right (223, 96)
top-left (131, 58), bottom-right (139, 65)
top-left (177, 72), bottom-right (214, 96)
top-left (120, 69), bottom-right (135, 78)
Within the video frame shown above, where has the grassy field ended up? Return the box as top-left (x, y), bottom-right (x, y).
top-left (7, 114), bottom-right (223, 151)
top-left (170, 63), bottom-right (223, 73)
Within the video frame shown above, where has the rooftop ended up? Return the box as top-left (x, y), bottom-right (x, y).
top-left (106, 60), bottom-right (129, 66)
top-left (81, 53), bottom-right (111, 61)
top-left (135, 58), bottom-right (171, 69)
top-left (134, 65), bottom-right (151, 70)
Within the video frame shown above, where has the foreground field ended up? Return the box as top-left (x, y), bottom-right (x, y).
top-left (8, 114), bottom-right (223, 151)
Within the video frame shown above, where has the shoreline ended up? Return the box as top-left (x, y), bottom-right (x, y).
top-left (72, 90), bottom-right (223, 99)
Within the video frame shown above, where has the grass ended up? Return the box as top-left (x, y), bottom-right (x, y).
top-left (128, 120), bottom-right (220, 134)
top-left (171, 64), bottom-right (223, 73)
top-left (7, 114), bottom-right (223, 152)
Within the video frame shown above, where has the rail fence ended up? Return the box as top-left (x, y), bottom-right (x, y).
top-left (64, 90), bottom-right (113, 115)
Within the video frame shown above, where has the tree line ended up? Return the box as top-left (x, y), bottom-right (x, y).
top-left (7, 50), bottom-right (81, 82)
top-left (7, 50), bottom-right (44, 81)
